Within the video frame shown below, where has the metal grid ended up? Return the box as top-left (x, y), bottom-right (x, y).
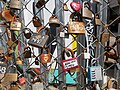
top-left (0, 0), bottom-right (120, 90)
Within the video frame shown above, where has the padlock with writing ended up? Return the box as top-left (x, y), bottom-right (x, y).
top-left (10, 16), bottom-right (22, 31)
top-left (68, 12), bottom-right (85, 34)
top-left (40, 48), bottom-right (51, 64)
top-left (10, 0), bottom-right (22, 10)
top-left (4, 65), bottom-right (18, 82)
top-left (49, 16), bottom-right (60, 27)
top-left (82, 1), bottom-right (93, 19)
top-left (24, 46), bottom-right (31, 58)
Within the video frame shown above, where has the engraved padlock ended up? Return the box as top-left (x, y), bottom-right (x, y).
top-left (49, 16), bottom-right (60, 27)
top-left (24, 46), bottom-right (31, 58)
top-left (10, 0), bottom-right (22, 10)
top-left (10, 16), bottom-right (22, 31)
top-left (68, 12), bottom-right (85, 34)
top-left (82, 1), bottom-right (93, 19)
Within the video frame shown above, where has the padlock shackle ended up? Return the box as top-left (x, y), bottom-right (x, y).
top-left (83, 1), bottom-right (91, 9)
top-left (62, 48), bottom-right (75, 60)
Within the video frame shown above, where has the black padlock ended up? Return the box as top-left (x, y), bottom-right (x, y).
top-left (24, 47), bottom-right (31, 58)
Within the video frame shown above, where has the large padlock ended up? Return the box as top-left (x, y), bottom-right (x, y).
top-left (10, 0), bottom-right (22, 10)
top-left (36, 0), bottom-right (46, 8)
top-left (40, 47), bottom-right (51, 64)
top-left (32, 16), bottom-right (42, 27)
top-left (4, 65), bottom-right (18, 82)
top-left (82, 1), bottom-right (93, 19)
top-left (2, 4), bottom-right (13, 22)
top-left (68, 12), bottom-right (85, 34)
top-left (10, 16), bottom-right (22, 31)
top-left (95, 14), bottom-right (102, 26)
top-left (9, 82), bottom-right (18, 90)
top-left (107, 78), bottom-right (118, 90)
top-left (23, 28), bottom-right (32, 39)
top-left (49, 16), bottom-right (60, 27)
top-left (62, 48), bottom-right (79, 72)
top-left (24, 46), bottom-right (31, 58)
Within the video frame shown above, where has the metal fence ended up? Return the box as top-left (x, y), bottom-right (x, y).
top-left (0, 0), bottom-right (120, 90)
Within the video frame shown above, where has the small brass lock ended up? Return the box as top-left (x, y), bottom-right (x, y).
top-left (95, 14), bottom-right (102, 26)
top-left (24, 46), bottom-right (31, 58)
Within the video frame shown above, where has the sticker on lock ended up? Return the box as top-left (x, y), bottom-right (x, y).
top-left (62, 58), bottom-right (79, 71)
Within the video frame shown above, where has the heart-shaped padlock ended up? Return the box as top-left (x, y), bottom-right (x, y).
top-left (70, 2), bottom-right (82, 12)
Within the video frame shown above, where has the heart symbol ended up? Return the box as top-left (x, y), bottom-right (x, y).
top-left (70, 2), bottom-right (82, 12)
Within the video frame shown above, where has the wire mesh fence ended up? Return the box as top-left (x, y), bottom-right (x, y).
top-left (0, 0), bottom-right (120, 90)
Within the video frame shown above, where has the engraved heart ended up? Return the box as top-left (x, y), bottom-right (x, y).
top-left (70, 2), bottom-right (82, 12)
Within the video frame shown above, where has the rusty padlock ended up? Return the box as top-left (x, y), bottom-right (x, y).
top-left (23, 28), bottom-right (32, 39)
top-left (40, 47), bottom-right (51, 64)
top-left (32, 16), bottom-right (42, 27)
top-left (10, 16), bottom-right (22, 31)
top-left (95, 14), bottom-right (102, 26)
top-left (68, 12), bottom-right (85, 34)
top-left (36, 0), bottom-right (46, 8)
top-left (4, 65), bottom-right (18, 82)
top-left (10, 0), bottom-right (22, 10)
top-left (24, 46), bottom-right (31, 58)
top-left (82, 1), bottom-right (93, 19)
top-left (49, 16), bottom-right (60, 27)
top-left (9, 82), bottom-right (18, 90)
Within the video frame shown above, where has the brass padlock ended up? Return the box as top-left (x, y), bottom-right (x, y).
top-left (4, 65), bottom-right (18, 82)
top-left (95, 14), bottom-right (102, 26)
top-left (101, 32), bottom-right (110, 43)
top-left (63, 3), bottom-right (68, 11)
top-left (36, 0), bottom-right (45, 8)
top-left (40, 48), bottom-right (51, 64)
top-left (10, 0), bottom-right (22, 10)
top-left (16, 56), bottom-right (23, 65)
top-left (10, 82), bottom-right (18, 90)
top-left (23, 28), bottom-right (31, 39)
top-left (10, 16), bottom-right (22, 31)
top-left (68, 12), bottom-right (85, 34)
top-left (2, 4), bottom-right (13, 22)
top-left (32, 16), bottom-right (42, 27)
top-left (82, 1), bottom-right (93, 19)
top-left (24, 46), bottom-right (31, 58)
top-left (49, 16), bottom-right (60, 27)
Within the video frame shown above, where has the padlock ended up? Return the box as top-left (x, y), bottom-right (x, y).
top-left (23, 28), bottom-right (32, 39)
top-left (63, 3), bottom-right (68, 11)
top-left (62, 48), bottom-right (79, 72)
top-left (82, 1), bottom-right (93, 19)
top-left (32, 16), bottom-right (42, 27)
top-left (60, 26), bottom-right (69, 38)
top-left (40, 48), bottom-right (51, 64)
top-left (4, 65), bottom-right (18, 82)
top-left (36, 0), bottom-right (45, 8)
top-left (19, 76), bottom-right (26, 85)
top-left (93, 0), bottom-right (102, 4)
top-left (2, 4), bottom-right (13, 22)
top-left (70, 1), bottom-right (82, 12)
top-left (16, 56), bottom-right (23, 65)
top-left (31, 76), bottom-right (42, 84)
top-left (95, 14), bottom-right (102, 26)
top-left (68, 12), bottom-right (85, 34)
top-left (104, 46), bottom-right (119, 60)
top-left (10, 0), bottom-right (22, 10)
top-left (10, 16), bottom-right (22, 31)
top-left (24, 46), bottom-right (31, 58)
top-left (101, 32), bottom-right (110, 43)
top-left (9, 82), bottom-right (18, 90)
top-left (107, 78), bottom-right (118, 90)
top-left (35, 57), bottom-right (39, 65)
top-left (49, 16), bottom-right (60, 27)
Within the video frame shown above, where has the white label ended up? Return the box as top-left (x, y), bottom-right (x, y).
top-left (84, 53), bottom-right (90, 59)
top-left (63, 59), bottom-right (78, 69)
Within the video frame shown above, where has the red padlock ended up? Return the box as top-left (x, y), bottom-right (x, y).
top-left (19, 77), bottom-right (26, 85)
